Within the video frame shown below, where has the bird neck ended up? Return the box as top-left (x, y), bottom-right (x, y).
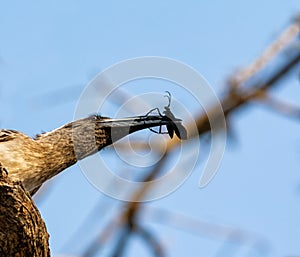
top-left (36, 116), bottom-right (109, 170)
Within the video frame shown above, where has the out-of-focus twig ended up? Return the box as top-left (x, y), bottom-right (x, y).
top-left (111, 222), bottom-right (165, 257)
top-left (108, 21), bottom-right (300, 257)
top-left (102, 50), bottom-right (300, 254)
top-left (82, 212), bottom-right (122, 257)
top-left (143, 206), bottom-right (269, 256)
top-left (133, 224), bottom-right (165, 257)
top-left (189, 49), bottom-right (300, 141)
top-left (82, 156), bottom-right (168, 257)
top-left (254, 91), bottom-right (300, 119)
top-left (108, 155), bottom-right (168, 257)
top-left (79, 18), bottom-right (300, 257)
top-left (229, 18), bottom-right (300, 89)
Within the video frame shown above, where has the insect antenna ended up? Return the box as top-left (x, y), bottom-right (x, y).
top-left (164, 91), bottom-right (171, 108)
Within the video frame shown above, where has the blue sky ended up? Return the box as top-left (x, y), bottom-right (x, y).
top-left (1, 1), bottom-right (300, 257)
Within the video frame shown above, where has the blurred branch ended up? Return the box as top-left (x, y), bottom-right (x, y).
top-left (110, 222), bottom-right (165, 257)
top-left (228, 18), bottom-right (299, 89)
top-left (254, 91), bottom-right (300, 119)
top-left (107, 21), bottom-right (300, 257)
top-left (75, 17), bottom-right (300, 257)
top-left (82, 156), bottom-right (168, 257)
top-left (106, 157), bottom-right (169, 257)
top-left (82, 215), bottom-right (121, 257)
top-left (188, 49), bottom-right (300, 141)
top-left (133, 224), bottom-right (165, 257)
top-left (144, 206), bottom-right (269, 256)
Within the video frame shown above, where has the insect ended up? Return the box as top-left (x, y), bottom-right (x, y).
top-left (146, 91), bottom-right (187, 140)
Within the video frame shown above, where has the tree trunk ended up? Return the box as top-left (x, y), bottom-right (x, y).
top-left (0, 162), bottom-right (50, 257)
